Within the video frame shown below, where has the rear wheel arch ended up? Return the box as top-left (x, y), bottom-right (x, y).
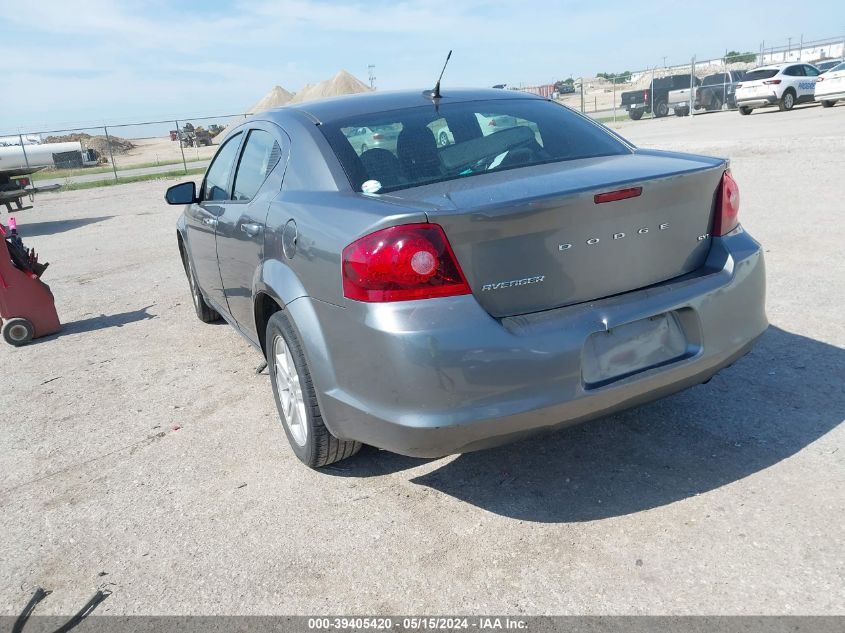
top-left (254, 292), bottom-right (283, 357)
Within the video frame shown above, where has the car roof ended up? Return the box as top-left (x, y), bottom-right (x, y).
top-left (271, 88), bottom-right (545, 123)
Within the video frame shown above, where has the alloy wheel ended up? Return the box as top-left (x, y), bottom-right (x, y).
top-left (273, 335), bottom-right (308, 446)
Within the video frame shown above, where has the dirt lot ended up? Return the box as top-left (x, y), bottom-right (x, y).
top-left (1, 103), bottom-right (843, 616)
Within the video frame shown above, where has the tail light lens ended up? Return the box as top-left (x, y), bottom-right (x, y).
top-left (643, 89), bottom-right (650, 103)
top-left (342, 224), bottom-right (471, 302)
top-left (817, 76), bottom-right (825, 82)
top-left (763, 79), bottom-right (782, 85)
top-left (713, 170), bottom-right (740, 236)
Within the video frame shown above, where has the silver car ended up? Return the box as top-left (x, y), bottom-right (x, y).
top-left (166, 89), bottom-right (767, 468)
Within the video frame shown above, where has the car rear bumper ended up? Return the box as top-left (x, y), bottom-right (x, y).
top-left (736, 95), bottom-right (778, 108)
top-left (290, 229), bottom-right (767, 458)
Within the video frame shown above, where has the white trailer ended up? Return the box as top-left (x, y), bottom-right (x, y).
top-left (0, 142), bottom-right (98, 170)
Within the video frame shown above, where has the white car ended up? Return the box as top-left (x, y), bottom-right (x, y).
top-left (815, 61), bottom-right (845, 107)
top-left (735, 63), bottom-right (821, 115)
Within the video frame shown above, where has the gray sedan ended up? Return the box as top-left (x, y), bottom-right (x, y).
top-left (166, 89), bottom-right (767, 468)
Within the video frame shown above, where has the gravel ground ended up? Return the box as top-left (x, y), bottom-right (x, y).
top-left (1, 103), bottom-right (843, 616)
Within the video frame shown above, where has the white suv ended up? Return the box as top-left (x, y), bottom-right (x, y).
top-left (735, 63), bottom-right (821, 115)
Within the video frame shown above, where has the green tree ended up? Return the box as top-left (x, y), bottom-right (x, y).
top-left (725, 50), bottom-right (757, 64)
top-left (597, 71), bottom-right (632, 83)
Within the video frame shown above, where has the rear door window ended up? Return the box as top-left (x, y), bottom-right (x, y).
top-left (783, 65), bottom-right (804, 76)
top-left (202, 132), bottom-right (242, 201)
top-left (803, 65), bottom-right (820, 76)
top-left (232, 130), bottom-right (282, 202)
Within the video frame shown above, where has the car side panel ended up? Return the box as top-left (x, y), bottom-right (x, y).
top-left (215, 123), bottom-right (291, 340)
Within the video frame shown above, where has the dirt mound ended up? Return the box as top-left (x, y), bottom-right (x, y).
top-left (45, 132), bottom-right (135, 155)
top-left (249, 85), bottom-right (294, 112)
top-left (214, 85), bottom-right (295, 143)
top-left (289, 70), bottom-right (371, 103)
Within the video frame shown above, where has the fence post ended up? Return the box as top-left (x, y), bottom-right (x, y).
top-left (689, 56), bottom-right (695, 119)
top-left (103, 125), bottom-right (118, 182)
top-left (175, 120), bottom-right (188, 174)
top-left (580, 78), bottom-right (585, 113)
top-left (650, 67), bottom-right (655, 117)
top-left (18, 134), bottom-right (31, 171)
top-left (612, 79), bottom-right (617, 122)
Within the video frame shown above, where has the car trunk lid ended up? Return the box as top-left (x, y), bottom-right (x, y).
top-left (386, 150), bottom-right (725, 318)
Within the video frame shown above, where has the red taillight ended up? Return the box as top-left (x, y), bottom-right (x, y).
top-left (19, 178), bottom-right (30, 187)
top-left (817, 76), bottom-right (825, 82)
top-left (594, 187), bottom-right (642, 204)
top-left (342, 223), bottom-right (471, 302)
top-left (643, 89), bottom-right (650, 103)
top-left (713, 170), bottom-right (740, 236)
top-left (763, 79), bottom-right (781, 85)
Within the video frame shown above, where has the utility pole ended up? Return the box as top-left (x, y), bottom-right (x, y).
top-left (662, 55), bottom-right (667, 68)
top-left (787, 37), bottom-right (792, 61)
top-left (368, 65), bottom-right (376, 90)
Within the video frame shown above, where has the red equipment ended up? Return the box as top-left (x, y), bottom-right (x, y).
top-left (0, 220), bottom-right (61, 346)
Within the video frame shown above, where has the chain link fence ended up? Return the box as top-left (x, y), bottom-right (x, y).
top-left (0, 114), bottom-right (249, 189)
top-left (513, 34), bottom-right (845, 123)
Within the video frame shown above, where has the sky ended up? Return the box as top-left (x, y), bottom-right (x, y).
top-left (1, 0), bottom-right (844, 133)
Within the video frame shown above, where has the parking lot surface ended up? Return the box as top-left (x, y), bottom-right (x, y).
top-left (1, 104), bottom-right (843, 615)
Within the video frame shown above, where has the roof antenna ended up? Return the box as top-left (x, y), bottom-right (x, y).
top-left (429, 50), bottom-right (452, 100)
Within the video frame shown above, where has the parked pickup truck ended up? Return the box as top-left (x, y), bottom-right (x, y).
top-left (667, 76), bottom-right (703, 117)
top-left (620, 74), bottom-right (699, 120)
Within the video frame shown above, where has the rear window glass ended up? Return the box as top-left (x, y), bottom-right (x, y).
top-left (702, 74), bottom-right (727, 86)
top-left (743, 69), bottom-right (779, 81)
top-left (319, 99), bottom-right (630, 193)
top-left (832, 62), bottom-right (845, 73)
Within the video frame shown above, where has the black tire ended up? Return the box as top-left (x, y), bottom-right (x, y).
top-left (821, 100), bottom-right (835, 108)
top-left (779, 89), bottom-right (796, 111)
top-left (654, 100), bottom-right (669, 118)
top-left (739, 106), bottom-right (753, 116)
top-left (266, 311), bottom-right (361, 468)
top-left (628, 109), bottom-right (644, 121)
top-left (710, 96), bottom-right (722, 112)
top-left (673, 107), bottom-right (689, 117)
top-left (2, 318), bottom-right (34, 346)
top-left (181, 249), bottom-right (220, 323)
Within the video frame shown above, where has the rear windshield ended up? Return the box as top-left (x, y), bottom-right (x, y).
top-left (318, 99), bottom-right (630, 193)
top-left (831, 62), bottom-right (845, 72)
top-left (743, 69), bottom-right (779, 81)
top-left (702, 74), bottom-right (727, 86)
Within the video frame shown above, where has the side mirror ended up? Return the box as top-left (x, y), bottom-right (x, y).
top-left (165, 181), bottom-right (197, 205)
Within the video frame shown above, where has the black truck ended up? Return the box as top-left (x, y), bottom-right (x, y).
top-left (620, 74), bottom-right (698, 120)
top-left (694, 70), bottom-right (746, 111)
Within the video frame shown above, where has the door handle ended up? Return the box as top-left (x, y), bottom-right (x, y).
top-left (201, 217), bottom-right (218, 228)
top-left (241, 223), bottom-right (263, 237)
